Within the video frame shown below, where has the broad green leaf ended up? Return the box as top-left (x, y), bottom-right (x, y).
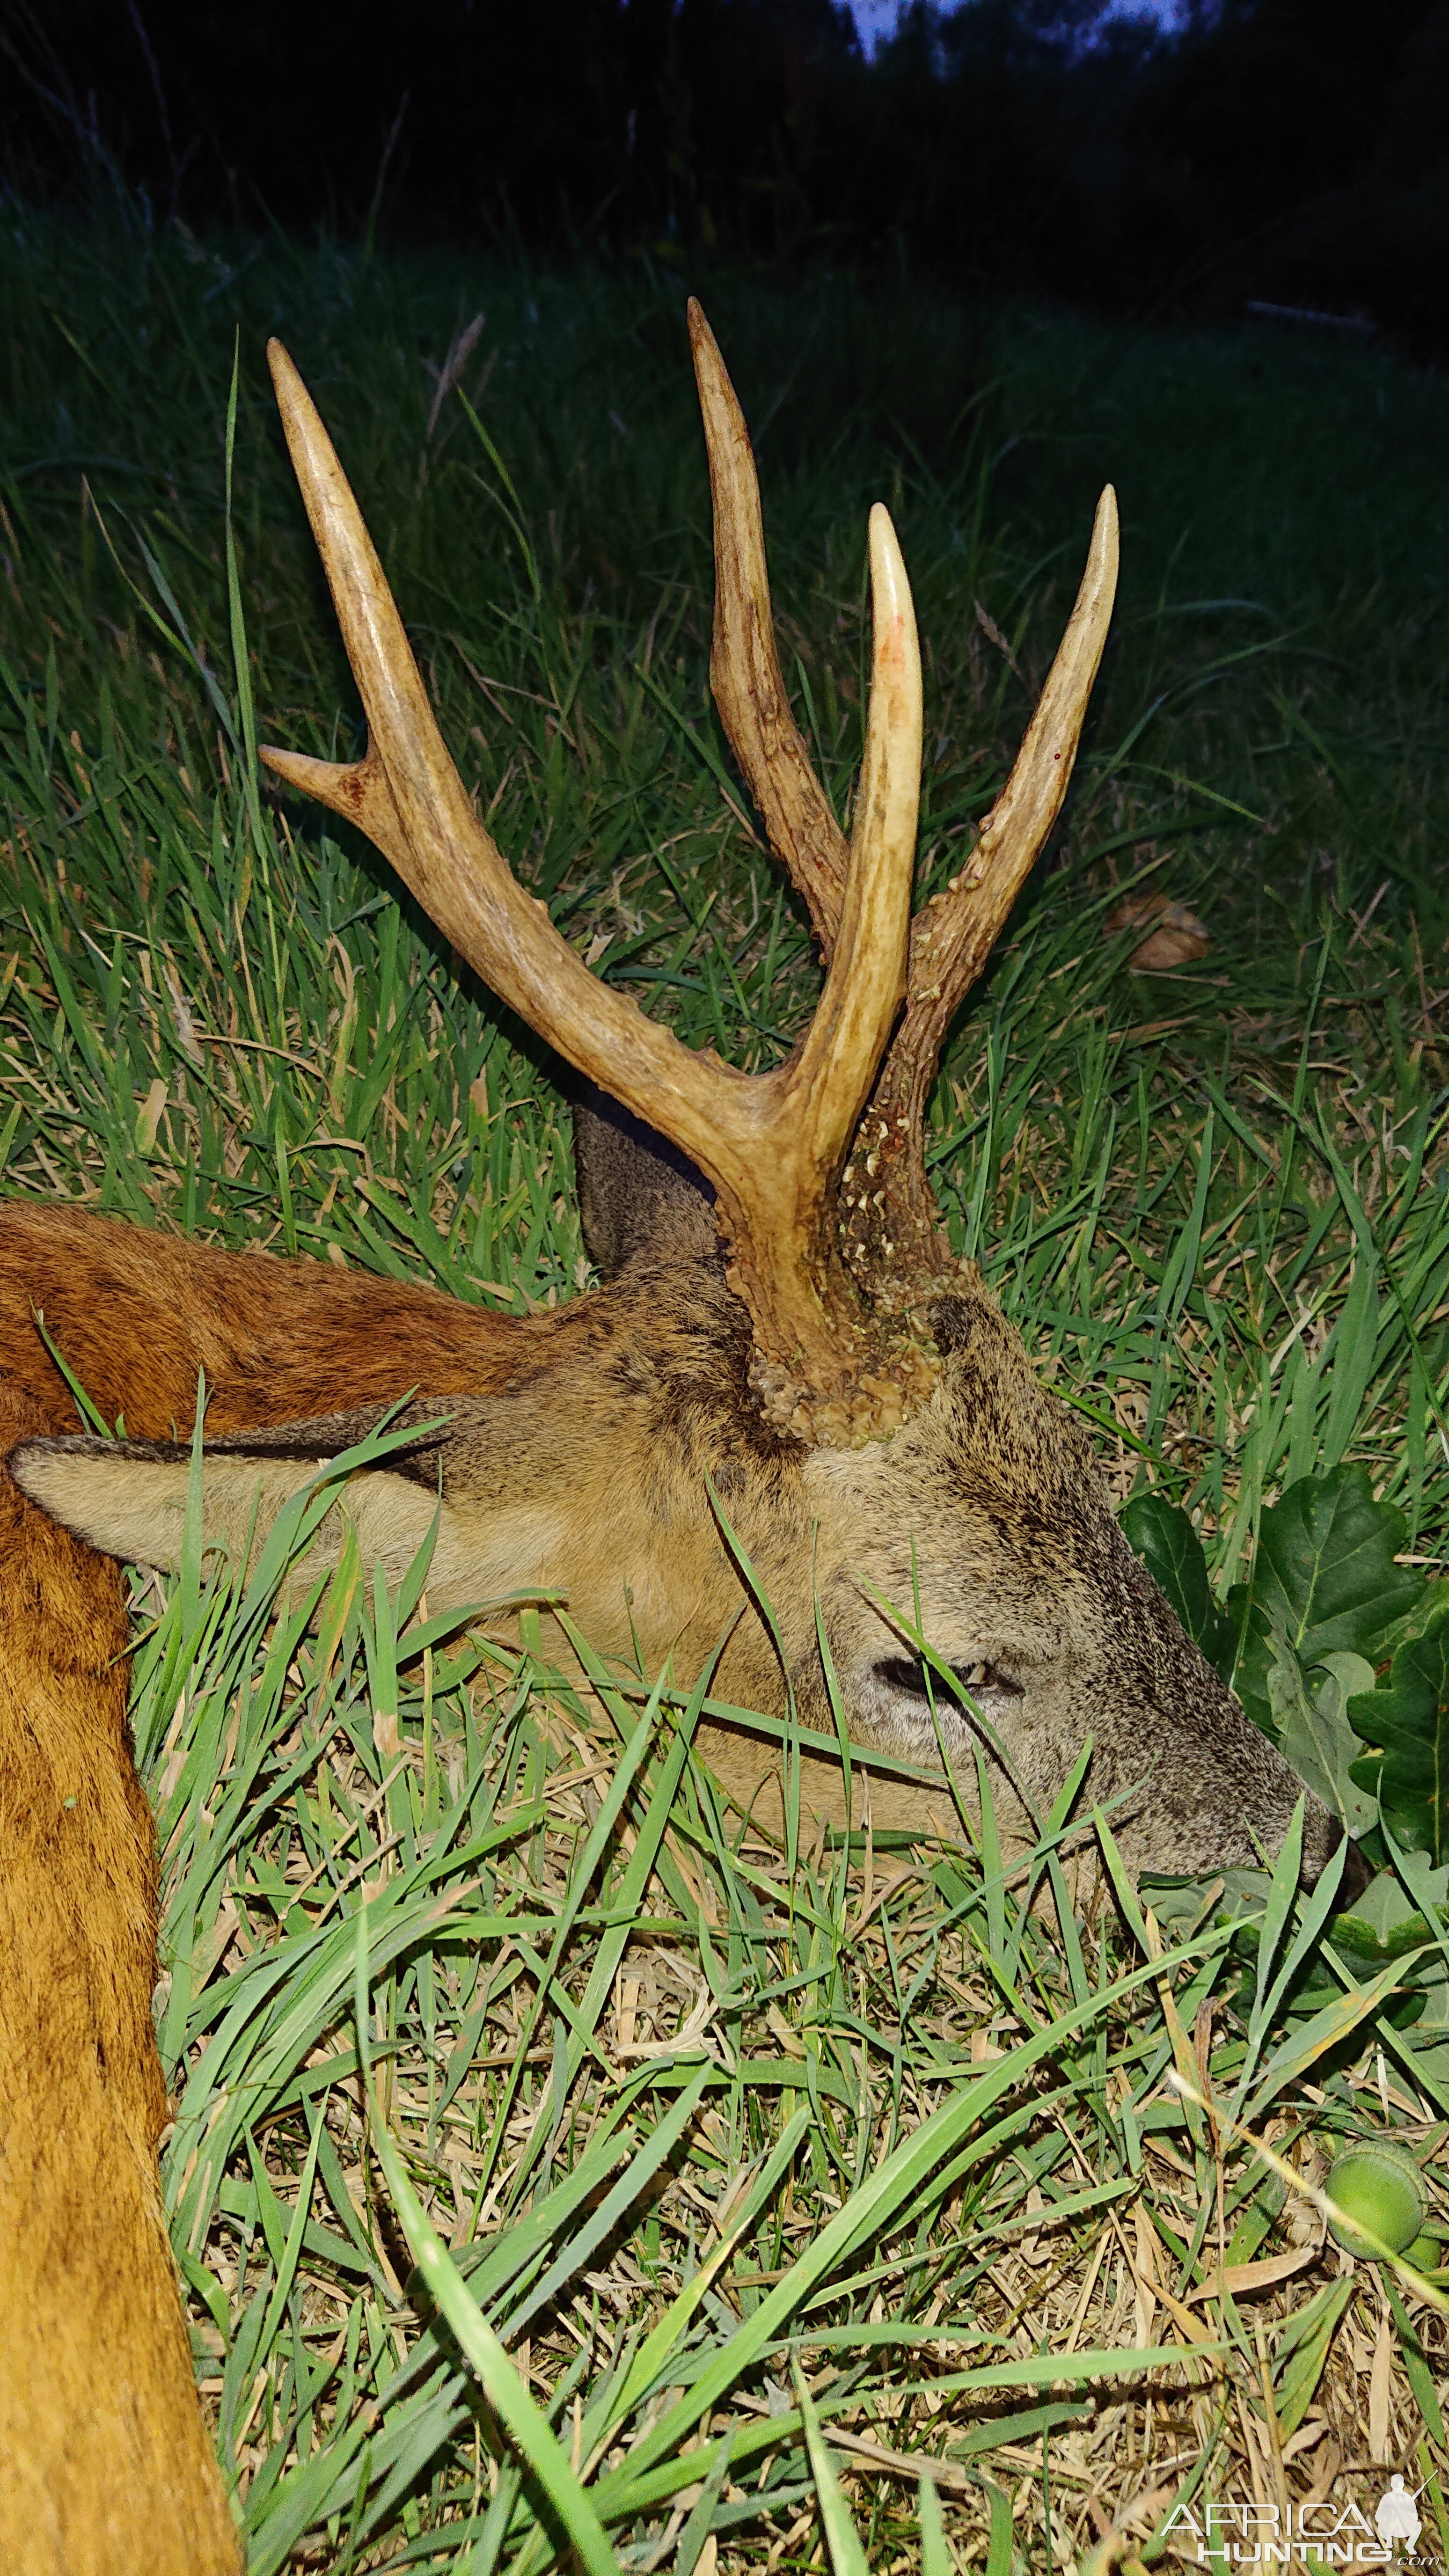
top-left (1320, 1649), bottom-right (1378, 1706)
top-left (1349, 1608), bottom-right (1449, 1865)
top-left (1375, 1576), bottom-right (1449, 1664)
top-left (1140, 1864), bottom-right (1272, 1943)
top-left (1367, 1837), bottom-right (1449, 2085)
top-left (1121, 1494), bottom-right (1231, 1666)
top-left (1226, 1467), bottom-right (1423, 1737)
top-left (1334, 1859), bottom-right (1449, 1967)
top-left (1410, 1959), bottom-right (1449, 2047)
top-left (1273, 1647), bottom-right (1380, 1837)
top-left (1382, 1836), bottom-right (1449, 1981)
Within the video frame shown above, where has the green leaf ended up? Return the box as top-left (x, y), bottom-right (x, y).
top-left (1334, 1860), bottom-right (1449, 1967)
top-left (1382, 2270), bottom-right (1447, 2444)
top-left (796, 2370), bottom-right (869, 2576)
top-left (1274, 1649), bottom-right (1380, 1837)
top-left (1374, 1576), bottom-right (1449, 1664)
top-left (1348, 1606), bottom-right (1449, 1866)
top-left (1243, 1949), bottom-right (1419, 2121)
top-left (1226, 1467), bottom-right (1423, 1738)
top-left (918, 2474), bottom-right (953, 2576)
top-left (1406, 1960), bottom-right (1449, 2089)
top-left (1121, 1494), bottom-right (1231, 1667)
top-left (352, 1916), bottom-right (621, 2576)
top-left (980, 2478), bottom-right (1014, 2576)
top-left (1274, 2276), bottom-right (1354, 2436)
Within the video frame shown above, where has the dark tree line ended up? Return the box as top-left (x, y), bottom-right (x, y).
top-left (5, 0), bottom-right (1448, 344)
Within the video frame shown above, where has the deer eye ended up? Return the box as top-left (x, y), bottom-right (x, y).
top-left (875, 1656), bottom-right (1023, 1701)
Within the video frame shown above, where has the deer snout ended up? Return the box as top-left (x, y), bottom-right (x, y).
top-left (1132, 1654), bottom-right (1347, 1890)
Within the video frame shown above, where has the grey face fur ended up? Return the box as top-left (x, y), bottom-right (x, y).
top-left (573, 1099), bottom-right (1348, 1881)
top-left (802, 1303), bottom-right (1346, 1881)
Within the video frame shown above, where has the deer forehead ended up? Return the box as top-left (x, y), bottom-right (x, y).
top-left (805, 1388), bottom-right (1106, 1547)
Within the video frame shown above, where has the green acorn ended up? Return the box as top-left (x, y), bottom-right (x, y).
top-left (1325, 2143), bottom-right (1429, 2258)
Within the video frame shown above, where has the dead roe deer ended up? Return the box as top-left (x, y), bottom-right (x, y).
top-left (0, 306), bottom-right (1347, 2573)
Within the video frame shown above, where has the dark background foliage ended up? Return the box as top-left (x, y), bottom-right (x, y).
top-left (4, 0), bottom-right (1448, 347)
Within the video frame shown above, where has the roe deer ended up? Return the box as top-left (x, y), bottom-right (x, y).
top-left (0, 305), bottom-right (1346, 2572)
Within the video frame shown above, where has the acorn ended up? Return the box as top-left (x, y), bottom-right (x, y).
top-left (1325, 2143), bottom-right (1429, 2258)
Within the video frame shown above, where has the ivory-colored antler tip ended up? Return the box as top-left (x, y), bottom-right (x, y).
top-left (265, 340), bottom-right (318, 437)
top-left (257, 743), bottom-right (314, 791)
top-left (687, 298), bottom-right (719, 366)
top-left (1091, 487), bottom-right (1121, 592)
top-left (258, 740), bottom-right (351, 789)
top-left (866, 503), bottom-right (911, 625)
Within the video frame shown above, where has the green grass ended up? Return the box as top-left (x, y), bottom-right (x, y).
top-left (3, 208), bottom-right (1449, 2570)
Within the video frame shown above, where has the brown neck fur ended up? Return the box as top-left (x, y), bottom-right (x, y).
top-left (0, 1372), bottom-right (240, 2574)
top-left (0, 1202), bottom-right (557, 2571)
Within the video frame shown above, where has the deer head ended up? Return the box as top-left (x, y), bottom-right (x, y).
top-left (11, 307), bottom-right (1347, 1888)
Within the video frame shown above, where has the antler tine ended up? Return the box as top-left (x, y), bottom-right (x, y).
top-left (259, 341), bottom-right (745, 1168)
top-left (688, 300), bottom-right (849, 958)
top-left (923, 484), bottom-right (1119, 1002)
top-left (259, 339), bottom-right (922, 1413)
top-left (856, 487), bottom-right (1119, 1269)
top-left (772, 505), bottom-right (919, 1234)
top-left (685, 498), bottom-right (919, 1415)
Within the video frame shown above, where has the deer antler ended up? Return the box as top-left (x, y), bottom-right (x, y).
top-left (263, 321), bottom-right (1116, 1439)
top-left (260, 340), bottom-right (922, 1428)
top-left (687, 308), bottom-right (1118, 1284)
top-left (688, 303), bottom-right (850, 957)
top-left (848, 485), bottom-right (1120, 1280)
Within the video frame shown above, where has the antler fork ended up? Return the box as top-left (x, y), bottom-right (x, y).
top-left (689, 301), bottom-right (1119, 1283)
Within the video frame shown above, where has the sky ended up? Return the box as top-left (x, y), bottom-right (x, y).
top-left (849, 0), bottom-right (1184, 55)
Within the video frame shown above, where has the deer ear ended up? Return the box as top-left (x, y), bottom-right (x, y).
top-left (571, 1083), bottom-right (717, 1277)
top-left (8, 1416), bottom-right (454, 1594)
